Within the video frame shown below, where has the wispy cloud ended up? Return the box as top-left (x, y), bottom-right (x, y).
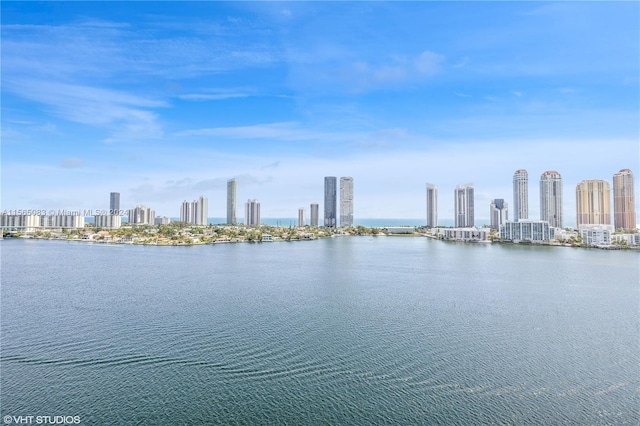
top-left (177, 93), bottom-right (250, 101)
top-left (175, 121), bottom-right (358, 142)
top-left (4, 79), bottom-right (166, 142)
top-left (60, 157), bottom-right (85, 169)
top-left (452, 56), bottom-right (469, 69)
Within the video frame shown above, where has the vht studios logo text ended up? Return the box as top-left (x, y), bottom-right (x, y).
top-left (3, 416), bottom-right (80, 424)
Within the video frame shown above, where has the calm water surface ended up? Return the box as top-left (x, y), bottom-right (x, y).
top-left (1, 237), bottom-right (638, 425)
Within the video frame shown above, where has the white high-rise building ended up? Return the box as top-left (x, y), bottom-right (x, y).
top-left (128, 206), bottom-right (155, 225)
top-left (245, 199), bottom-right (260, 226)
top-left (95, 215), bottom-right (121, 229)
top-left (513, 169), bottom-right (528, 222)
top-left (180, 196), bottom-right (207, 225)
top-left (340, 177), bottom-right (354, 227)
top-left (426, 183), bottom-right (437, 228)
top-left (227, 179), bottom-right (237, 225)
top-left (310, 203), bottom-right (319, 227)
top-left (454, 183), bottom-right (474, 227)
top-left (298, 208), bottom-right (305, 227)
top-left (0, 214), bottom-right (40, 232)
top-left (500, 220), bottom-right (555, 242)
top-left (40, 214), bottom-right (85, 228)
top-left (180, 201), bottom-right (193, 223)
top-left (490, 199), bottom-right (508, 230)
top-left (194, 195), bottom-right (208, 225)
top-left (540, 171), bottom-right (563, 228)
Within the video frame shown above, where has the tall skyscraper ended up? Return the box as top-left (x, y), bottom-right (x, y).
top-left (180, 200), bottom-right (191, 223)
top-left (298, 208), bottom-right (305, 227)
top-left (310, 203), bottom-right (319, 227)
top-left (245, 199), bottom-right (260, 226)
top-left (490, 199), bottom-right (508, 230)
top-left (513, 169), bottom-right (528, 222)
top-left (454, 183), bottom-right (474, 227)
top-left (227, 179), bottom-right (237, 225)
top-left (194, 195), bottom-right (208, 225)
top-left (110, 192), bottom-right (120, 214)
top-left (180, 196), bottom-right (207, 225)
top-left (324, 177), bottom-right (337, 227)
top-left (128, 206), bottom-right (155, 225)
top-left (340, 177), bottom-right (354, 227)
top-left (540, 171), bottom-right (563, 228)
top-left (426, 183), bottom-right (437, 228)
top-left (613, 169), bottom-right (636, 231)
top-left (576, 180), bottom-right (611, 227)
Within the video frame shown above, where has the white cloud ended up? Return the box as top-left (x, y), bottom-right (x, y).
top-left (415, 50), bottom-right (444, 75)
top-left (175, 122), bottom-right (360, 142)
top-left (4, 79), bottom-right (166, 142)
top-left (177, 93), bottom-right (250, 101)
top-left (59, 157), bottom-right (85, 169)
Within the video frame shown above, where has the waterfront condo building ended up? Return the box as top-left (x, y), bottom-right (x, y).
top-left (340, 177), bottom-right (354, 227)
top-left (426, 183), bottom-right (437, 228)
top-left (94, 214), bottom-right (121, 229)
top-left (540, 171), bottom-right (563, 228)
top-left (245, 199), bottom-right (260, 226)
top-left (310, 203), bottom-right (319, 227)
top-left (227, 179), bottom-right (238, 225)
top-left (128, 206), bottom-right (155, 225)
top-left (324, 177), bottom-right (337, 227)
top-left (0, 214), bottom-right (40, 233)
top-left (298, 208), bottom-right (305, 227)
top-left (513, 169), bottom-right (528, 222)
top-left (180, 201), bottom-right (192, 223)
top-left (613, 169), bottom-right (636, 231)
top-left (490, 199), bottom-right (508, 230)
top-left (499, 220), bottom-right (555, 242)
top-left (110, 192), bottom-right (120, 214)
top-left (576, 180), bottom-right (611, 227)
top-left (454, 183), bottom-right (474, 227)
top-left (180, 196), bottom-right (208, 225)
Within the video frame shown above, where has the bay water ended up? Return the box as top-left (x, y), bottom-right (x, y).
top-left (1, 237), bottom-right (638, 424)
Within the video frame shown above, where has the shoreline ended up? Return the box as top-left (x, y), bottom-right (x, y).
top-left (2, 232), bottom-right (638, 251)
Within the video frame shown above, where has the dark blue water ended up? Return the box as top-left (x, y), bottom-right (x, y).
top-left (1, 237), bottom-right (638, 424)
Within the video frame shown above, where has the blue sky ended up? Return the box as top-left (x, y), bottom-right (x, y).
top-left (2, 1), bottom-right (638, 226)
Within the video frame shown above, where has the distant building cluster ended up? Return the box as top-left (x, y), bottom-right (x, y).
top-left (426, 168), bottom-right (636, 245)
top-left (2, 168), bottom-right (636, 247)
top-left (180, 196), bottom-right (208, 226)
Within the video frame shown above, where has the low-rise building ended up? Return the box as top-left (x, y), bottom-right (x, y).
top-left (610, 233), bottom-right (640, 247)
top-left (579, 224), bottom-right (614, 246)
top-left (436, 227), bottom-right (490, 242)
top-left (384, 227), bottom-right (416, 234)
top-left (154, 216), bottom-right (171, 225)
top-left (500, 220), bottom-right (555, 242)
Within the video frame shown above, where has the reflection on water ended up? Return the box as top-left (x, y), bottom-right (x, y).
top-left (1, 238), bottom-right (638, 424)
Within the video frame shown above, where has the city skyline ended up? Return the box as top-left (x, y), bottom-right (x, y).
top-left (1, 2), bottom-right (638, 225)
